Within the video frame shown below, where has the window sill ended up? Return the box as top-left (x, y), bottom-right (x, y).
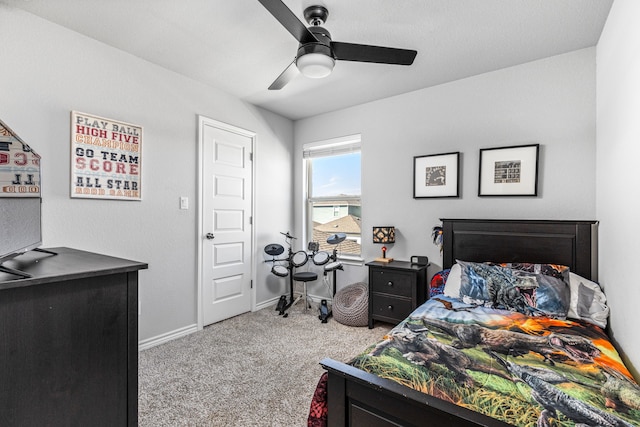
top-left (338, 255), bottom-right (364, 267)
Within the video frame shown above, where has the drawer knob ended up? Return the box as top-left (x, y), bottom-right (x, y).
top-left (387, 281), bottom-right (393, 286)
top-left (387, 305), bottom-right (393, 310)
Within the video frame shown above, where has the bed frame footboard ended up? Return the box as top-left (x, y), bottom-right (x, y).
top-left (320, 358), bottom-right (510, 427)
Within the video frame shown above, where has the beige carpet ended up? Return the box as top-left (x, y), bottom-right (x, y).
top-left (138, 303), bottom-right (391, 426)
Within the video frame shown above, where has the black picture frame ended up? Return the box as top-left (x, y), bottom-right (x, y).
top-left (413, 152), bottom-right (460, 198)
top-left (478, 144), bottom-right (539, 197)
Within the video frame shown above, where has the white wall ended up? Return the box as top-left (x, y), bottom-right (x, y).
top-left (596, 0), bottom-right (640, 379)
top-left (0, 6), bottom-right (294, 343)
top-left (294, 48), bottom-right (597, 298)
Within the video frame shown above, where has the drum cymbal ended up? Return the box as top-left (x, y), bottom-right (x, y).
top-left (326, 233), bottom-right (346, 245)
top-left (264, 243), bottom-right (285, 256)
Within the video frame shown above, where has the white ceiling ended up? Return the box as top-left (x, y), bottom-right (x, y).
top-left (3, 0), bottom-right (613, 120)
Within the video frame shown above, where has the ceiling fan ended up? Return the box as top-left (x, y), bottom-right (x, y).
top-left (258, 0), bottom-right (418, 90)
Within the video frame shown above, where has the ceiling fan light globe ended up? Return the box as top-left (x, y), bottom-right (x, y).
top-left (296, 53), bottom-right (335, 78)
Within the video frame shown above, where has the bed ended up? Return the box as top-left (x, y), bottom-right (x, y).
top-left (313, 219), bottom-right (640, 427)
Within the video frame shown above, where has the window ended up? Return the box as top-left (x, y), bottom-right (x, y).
top-left (304, 135), bottom-right (361, 258)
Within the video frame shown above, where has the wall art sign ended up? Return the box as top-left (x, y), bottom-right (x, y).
top-left (71, 111), bottom-right (142, 200)
top-left (413, 152), bottom-right (460, 198)
top-left (0, 119), bottom-right (41, 198)
top-left (478, 144), bottom-right (539, 197)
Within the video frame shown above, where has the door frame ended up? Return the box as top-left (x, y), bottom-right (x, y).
top-left (196, 115), bottom-right (256, 330)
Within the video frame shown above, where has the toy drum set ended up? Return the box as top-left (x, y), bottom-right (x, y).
top-left (264, 231), bottom-right (345, 321)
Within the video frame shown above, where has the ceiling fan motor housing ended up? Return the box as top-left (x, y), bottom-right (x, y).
top-left (296, 26), bottom-right (335, 78)
top-left (297, 42), bottom-right (333, 61)
top-left (297, 26), bottom-right (333, 59)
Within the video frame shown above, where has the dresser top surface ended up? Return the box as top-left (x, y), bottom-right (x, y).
top-left (0, 247), bottom-right (148, 290)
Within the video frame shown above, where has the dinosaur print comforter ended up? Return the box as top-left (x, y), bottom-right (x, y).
top-left (348, 296), bottom-right (640, 427)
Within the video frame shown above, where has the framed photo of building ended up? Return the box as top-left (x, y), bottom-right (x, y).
top-left (71, 111), bottom-right (142, 200)
top-left (413, 152), bottom-right (460, 198)
top-left (478, 144), bottom-right (539, 197)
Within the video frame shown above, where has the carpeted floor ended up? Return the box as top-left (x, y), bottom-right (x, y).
top-left (138, 303), bottom-right (391, 426)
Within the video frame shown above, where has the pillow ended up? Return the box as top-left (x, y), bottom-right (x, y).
top-left (443, 263), bottom-right (462, 297)
top-left (567, 272), bottom-right (609, 328)
top-left (457, 260), bottom-right (571, 318)
top-left (457, 260), bottom-right (518, 307)
top-left (577, 284), bottom-right (595, 315)
top-left (499, 263), bottom-right (571, 319)
top-left (429, 269), bottom-right (449, 297)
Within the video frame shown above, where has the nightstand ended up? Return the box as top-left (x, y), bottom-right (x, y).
top-left (366, 260), bottom-right (428, 328)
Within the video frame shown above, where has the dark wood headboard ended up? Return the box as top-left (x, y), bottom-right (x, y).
top-left (441, 219), bottom-right (598, 281)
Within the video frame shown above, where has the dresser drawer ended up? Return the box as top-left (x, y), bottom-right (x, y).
top-left (370, 269), bottom-right (413, 297)
top-left (371, 294), bottom-right (413, 321)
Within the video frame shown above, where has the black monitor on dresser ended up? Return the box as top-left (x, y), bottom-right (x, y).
top-left (0, 197), bottom-right (42, 259)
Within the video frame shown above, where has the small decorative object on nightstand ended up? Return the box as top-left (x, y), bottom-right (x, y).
top-left (366, 260), bottom-right (428, 328)
top-left (410, 255), bottom-right (429, 266)
top-left (372, 226), bottom-right (395, 263)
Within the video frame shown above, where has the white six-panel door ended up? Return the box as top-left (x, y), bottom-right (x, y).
top-left (199, 116), bottom-right (254, 327)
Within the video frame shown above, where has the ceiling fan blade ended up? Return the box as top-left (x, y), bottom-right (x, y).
top-left (258, 0), bottom-right (319, 45)
top-left (268, 60), bottom-right (299, 90)
top-left (331, 42), bottom-right (417, 65)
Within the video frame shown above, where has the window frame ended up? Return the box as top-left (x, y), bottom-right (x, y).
top-left (303, 135), bottom-right (362, 261)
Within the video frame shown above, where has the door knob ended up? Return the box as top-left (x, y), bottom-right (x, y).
top-left (205, 233), bottom-right (215, 240)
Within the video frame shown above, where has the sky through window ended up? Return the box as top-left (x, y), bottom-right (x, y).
top-left (311, 152), bottom-right (361, 198)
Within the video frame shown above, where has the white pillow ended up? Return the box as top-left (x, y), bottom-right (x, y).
top-left (567, 272), bottom-right (609, 328)
top-left (443, 263), bottom-right (462, 298)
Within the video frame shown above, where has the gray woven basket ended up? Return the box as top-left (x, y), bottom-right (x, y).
top-left (333, 282), bottom-right (369, 327)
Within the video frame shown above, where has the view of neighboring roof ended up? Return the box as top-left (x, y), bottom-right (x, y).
top-left (312, 229), bottom-right (361, 254)
top-left (314, 215), bottom-right (361, 234)
top-left (312, 215), bottom-right (361, 254)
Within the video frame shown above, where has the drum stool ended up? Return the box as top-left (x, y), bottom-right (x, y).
top-left (290, 271), bottom-right (318, 313)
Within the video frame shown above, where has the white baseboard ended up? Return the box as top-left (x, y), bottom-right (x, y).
top-left (138, 323), bottom-right (198, 351)
top-left (255, 295), bottom-right (281, 311)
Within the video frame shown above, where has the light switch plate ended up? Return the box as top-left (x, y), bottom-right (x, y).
top-left (180, 196), bottom-right (189, 210)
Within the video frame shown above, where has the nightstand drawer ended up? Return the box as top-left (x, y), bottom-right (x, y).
top-left (370, 269), bottom-right (413, 297)
top-left (371, 294), bottom-right (413, 321)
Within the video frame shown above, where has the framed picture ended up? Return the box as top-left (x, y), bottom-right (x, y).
top-left (0, 119), bottom-right (41, 198)
top-left (71, 111), bottom-right (142, 201)
top-left (413, 152), bottom-right (460, 198)
top-left (478, 144), bottom-right (539, 197)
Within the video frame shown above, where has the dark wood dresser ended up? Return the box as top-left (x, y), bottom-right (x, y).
top-left (366, 260), bottom-right (428, 328)
top-left (0, 247), bottom-right (147, 426)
